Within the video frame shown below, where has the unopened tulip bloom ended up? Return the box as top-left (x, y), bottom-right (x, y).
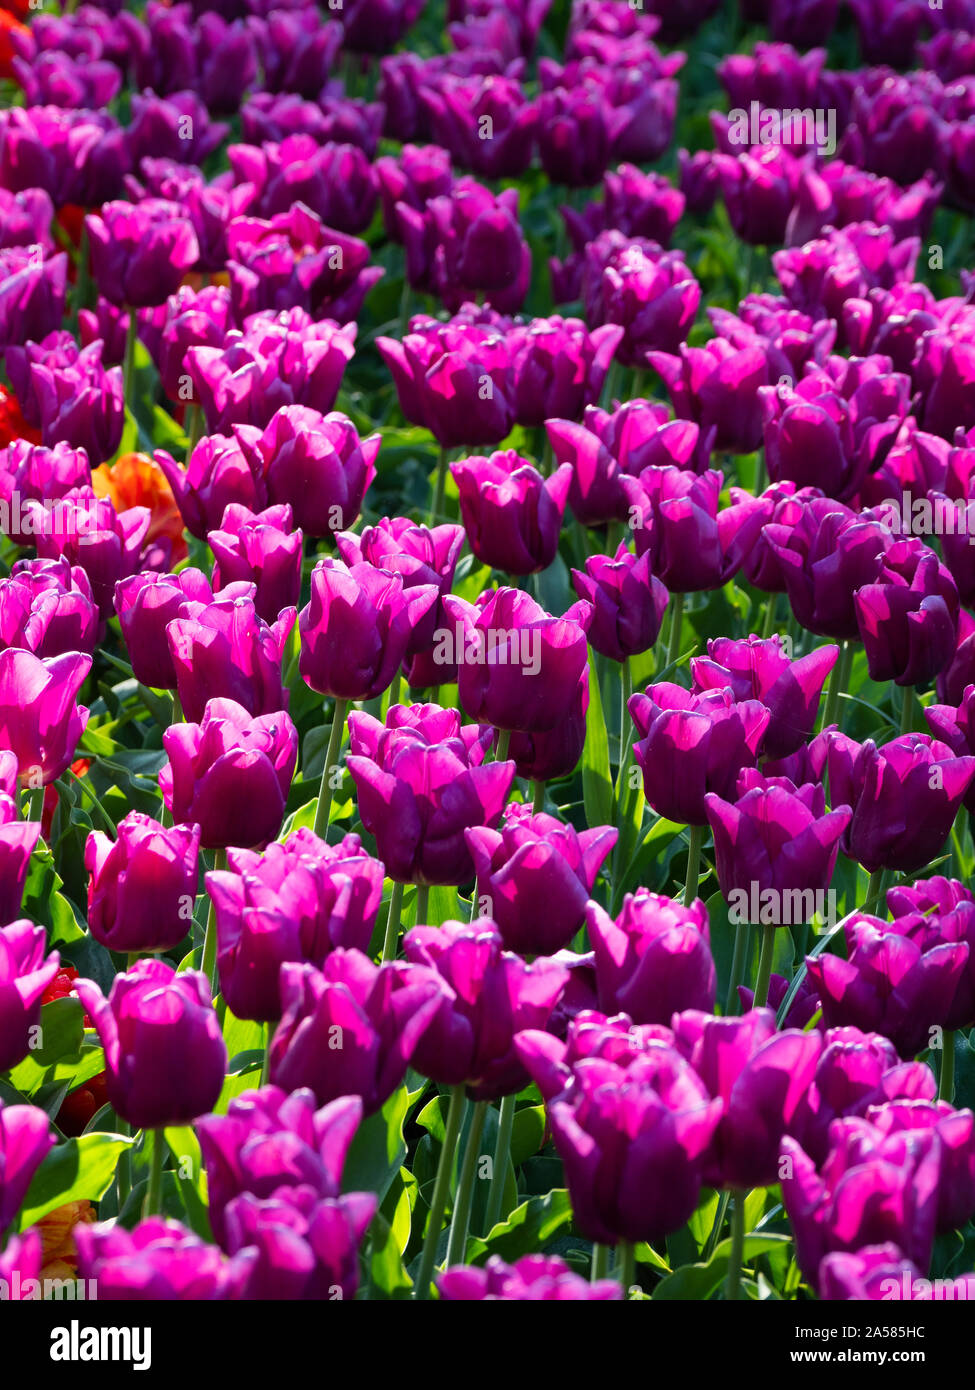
top-left (0, 441), bottom-right (90, 542)
top-left (85, 814), bottom-right (200, 955)
top-left (205, 831), bottom-right (384, 1021)
top-left (451, 452), bottom-right (572, 575)
top-left (649, 339), bottom-right (771, 455)
top-left (159, 698), bottom-right (298, 850)
top-left (818, 1245), bottom-right (925, 1302)
top-left (0, 810), bottom-right (39, 927)
top-left (505, 669), bottom-right (589, 783)
top-left (826, 731), bottom-right (975, 874)
top-left (0, 920), bottom-right (60, 1071)
top-left (587, 892), bottom-right (715, 1024)
top-left (439, 1254), bottom-right (622, 1301)
top-left (581, 232), bottom-right (700, 366)
top-left (0, 559), bottom-right (98, 661)
top-left (0, 1101), bottom-right (55, 1233)
top-left (269, 952), bottom-right (443, 1113)
top-left (403, 919), bottom-right (568, 1098)
top-left (347, 707), bottom-right (513, 886)
top-left (6, 334), bottom-right (123, 468)
top-left (691, 635), bottom-right (837, 759)
top-left (299, 558), bottom-right (438, 702)
top-left (75, 959), bottom-right (227, 1128)
top-left (465, 807), bottom-right (616, 956)
top-left (807, 913), bottom-right (969, 1059)
top-left (630, 683), bottom-right (770, 826)
top-left (223, 1188), bottom-right (376, 1301)
top-left (443, 588), bottom-right (591, 733)
top-left (0, 1229), bottom-right (42, 1298)
top-left (855, 541), bottom-right (959, 687)
top-left (75, 1218), bottom-right (252, 1300)
top-left (156, 434), bottom-right (267, 541)
top-left (32, 486), bottom-right (149, 619)
top-left (209, 504), bottom-right (302, 626)
top-left (0, 648), bottom-right (90, 786)
top-left (0, 246), bottom-right (67, 353)
top-left (780, 1118), bottom-right (941, 1289)
top-left (507, 318), bottom-right (621, 428)
top-left (166, 596), bottom-right (295, 725)
top-left (570, 545), bottom-right (668, 663)
top-left (196, 1087), bottom-right (363, 1247)
top-left (866, 1099), bottom-right (975, 1234)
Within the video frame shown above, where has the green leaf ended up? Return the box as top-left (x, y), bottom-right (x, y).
top-left (342, 1085), bottom-right (410, 1204)
top-left (652, 1234), bottom-right (792, 1300)
top-left (164, 1126), bottom-right (211, 1239)
top-left (7, 999), bottom-right (88, 1096)
top-left (18, 1132), bottom-right (134, 1228)
top-left (582, 657), bottom-right (613, 828)
top-left (465, 1189), bottom-right (573, 1265)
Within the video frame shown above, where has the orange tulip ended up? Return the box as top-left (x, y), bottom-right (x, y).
top-left (92, 451), bottom-right (188, 568)
top-left (36, 1200), bottom-right (97, 1281)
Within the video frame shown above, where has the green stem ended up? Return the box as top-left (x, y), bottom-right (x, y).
top-left (532, 780), bottom-right (545, 815)
top-left (820, 639), bottom-right (852, 732)
top-left (724, 918), bottom-right (749, 1015)
top-left (64, 768), bottom-right (117, 837)
top-left (122, 308), bottom-right (139, 411)
top-left (724, 1190), bottom-right (746, 1301)
top-left (444, 1100), bottom-right (488, 1269)
top-left (381, 880), bottom-right (405, 963)
top-left (863, 867), bottom-right (887, 916)
top-left (900, 684), bottom-right (915, 737)
top-left (143, 1129), bottom-right (165, 1219)
top-left (495, 728), bottom-right (512, 763)
top-left (617, 1241), bottom-right (636, 1294)
top-left (184, 403), bottom-right (203, 461)
top-left (666, 592), bottom-right (685, 671)
top-left (591, 1244), bottom-right (612, 1282)
top-left (684, 823), bottom-right (704, 907)
top-left (760, 595), bottom-right (778, 640)
top-left (431, 446), bottom-right (450, 525)
top-left (753, 922), bottom-right (777, 1008)
top-left (313, 698), bottom-right (349, 840)
top-left (484, 1093), bottom-right (516, 1233)
top-left (201, 847), bottom-right (227, 996)
top-left (261, 1021), bottom-right (272, 1087)
top-left (415, 883), bottom-right (430, 927)
top-left (615, 656), bottom-right (633, 801)
top-left (939, 1030), bottom-right (956, 1103)
top-left (414, 1084), bottom-right (466, 1299)
top-left (116, 1119), bottom-right (131, 1209)
top-left (26, 785), bottom-right (44, 824)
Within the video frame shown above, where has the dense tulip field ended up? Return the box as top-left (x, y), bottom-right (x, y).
top-left (2, 0), bottom-right (975, 1317)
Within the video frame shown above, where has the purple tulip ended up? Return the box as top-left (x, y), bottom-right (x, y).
top-left (347, 706), bottom-right (513, 886)
top-left (336, 518), bottom-right (465, 689)
top-left (0, 558), bottom-right (98, 661)
top-left (420, 73), bottom-right (538, 179)
top-left (818, 1245), bottom-right (924, 1302)
top-left (505, 668), bottom-right (589, 783)
top-left (587, 891), bottom-right (715, 1025)
top-left (692, 636), bottom-right (838, 761)
top-left (6, 333), bottom-right (123, 467)
top-left (705, 773), bottom-right (850, 918)
top-left (580, 232), bottom-right (700, 366)
top-left (0, 921), bottom-right (60, 1072)
top-left (780, 1118), bottom-right (942, 1290)
top-left (535, 83), bottom-right (614, 188)
top-left (268, 952), bottom-right (443, 1113)
top-left (299, 557), bottom-right (438, 703)
top-left (148, 284), bottom-right (235, 404)
top-left (222, 1187), bottom-right (375, 1300)
top-left (867, 1099), bottom-right (975, 1234)
top-left (166, 596), bottom-right (295, 725)
top-left (403, 919), bottom-right (568, 1098)
top-left (673, 1007), bottom-right (822, 1188)
top-left (826, 731), bottom-right (975, 875)
top-left (808, 913), bottom-right (968, 1059)
top-left (0, 648), bottom-right (90, 787)
top-left (231, 137), bottom-right (377, 236)
top-left (233, 406), bottom-right (378, 538)
top-left (0, 440), bottom-right (91, 545)
top-left (443, 587), bottom-right (592, 734)
top-left (451, 451), bottom-right (572, 576)
top-left (205, 830), bottom-right (384, 1021)
top-left (570, 544), bottom-right (669, 664)
top-left (855, 540), bottom-right (959, 687)
top-left (0, 1101), bottom-right (55, 1233)
top-left (400, 180), bottom-right (531, 314)
top-left (465, 806), bottom-right (616, 956)
top-left (628, 467), bottom-right (767, 592)
top-left (0, 1229), bottom-right (42, 1298)
top-left (159, 698), bottom-right (298, 850)
top-left (0, 802), bottom-right (40, 928)
top-left (32, 486), bottom-right (149, 620)
top-left (86, 200), bottom-right (199, 309)
top-left (376, 144), bottom-right (453, 241)
top-left (115, 570), bottom-right (238, 691)
top-left (507, 317), bottom-right (622, 428)
top-left (85, 813), bottom-right (201, 955)
top-left (207, 504), bottom-right (301, 627)
top-left (75, 959), bottom-right (227, 1128)
top-left (196, 1087), bottom-right (363, 1248)
top-left (0, 246), bottom-right (67, 353)
top-left (630, 683), bottom-right (770, 826)
top-left (649, 340), bottom-right (771, 457)
top-left (186, 314), bottom-right (357, 433)
top-left (156, 434), bottom-right (267, 542)
top-left (75, 1218), bottom-right (253, 1300)
top-left (439, 1253), bottom-right (622, 1301)
top-left (376, 317), bottom-right (514, 449)
top-left (938, 607), bottom-right (975, 706)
